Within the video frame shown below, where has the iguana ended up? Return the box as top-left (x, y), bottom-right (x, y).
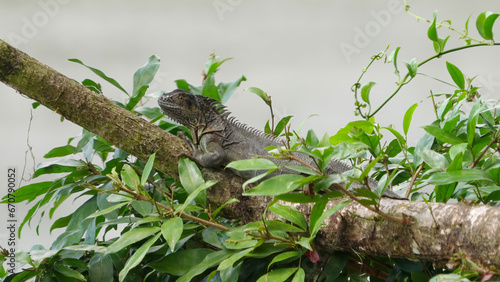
top-left (158, 89), bottom-right (405, 199)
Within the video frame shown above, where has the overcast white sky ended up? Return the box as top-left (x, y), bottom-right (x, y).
top-left (1, 0), bottom-right (499, 250)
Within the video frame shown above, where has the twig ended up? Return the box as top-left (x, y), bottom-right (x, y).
top-left (405, 163), bottom-right (424, 199)
top-left (333, 184), bottom-right (410, 225)
top-left (470, 137), bottom-right (498, 168)
top-left (119, 185), bottom-right (293, 243)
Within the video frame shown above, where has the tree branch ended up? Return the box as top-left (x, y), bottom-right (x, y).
top-left (1, 39), bottom-right (500, 269)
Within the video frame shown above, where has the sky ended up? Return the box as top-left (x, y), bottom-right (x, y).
top-left (1, 0), bottom-right (499, 251)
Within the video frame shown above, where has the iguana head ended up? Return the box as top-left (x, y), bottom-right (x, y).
top-left (158, 89), bottom-right (201, 127)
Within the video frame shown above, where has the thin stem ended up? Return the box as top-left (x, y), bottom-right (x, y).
top-left (368, 43), bottom-right (500, 118)
top-left (430, 90), bottom-right (439, 120)
top-left (404, 5), bottom-right (485, 44)
top-left (405, 163), bottom-right (424, 199)
top-left (289, 154), bottom-right (321, 174)
top-left (353, 49), bottom-right (388, 118)
top-left (333, 183), bottom-right (410, 225)
top-left (470, 137), bottom-right (498, 169)
top-left (119, 185), bottom-right (293, 243)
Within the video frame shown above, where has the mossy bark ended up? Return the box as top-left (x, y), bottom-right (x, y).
top-left (1, 39), bottom-right (500, 269)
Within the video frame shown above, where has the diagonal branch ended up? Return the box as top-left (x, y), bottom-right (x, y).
top-left (2, 39), bottom-right (500, 269)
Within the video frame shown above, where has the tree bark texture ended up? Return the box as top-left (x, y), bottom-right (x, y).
top-left (288, 199), bottom-right (500, 268)
top-left (1, 39), bottom-right (499, 269)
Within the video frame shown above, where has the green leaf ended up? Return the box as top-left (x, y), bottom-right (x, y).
top-left (418, 149), bottom-right (448, 170)
top-left (141, 153), bottom-right (156, 186)
top-left (121, 164), bottom-right (140, 191)
top-left (119, 232), bottom-right (161, 282)
top-left (275, 193), bottom-right (318, 203)
top-left (419, 149), bottom-right (449, 171)
top-left (179, 158), bottom-right (207, 207)
top-left (422, 125), bottom-right (464, 145)
top-left (285, 165), bottom-right (319, 175)
top-left (82, 137), bottom-right (95, 163)
top-left (446, 62), bottom-right (465, 90)
top-left (134, 106), bottom-right (164, 120)
top-left (428, 11), bottom-right (439, 42)
top-left (161, 217), bottom-right (184, 252)
top-left (382, 126), bottom-right (406, 151)
top-left (88, 253), bottom-right (114, 282)
top-left (360, 81), bottom-right (376, 104)
top-left (296, 236), bottom-right (313, 251)
top-left (435, 183), bottom-right (456, 203)
top-left (132, 55), bottom-right (160, 98)
top-left (358, 153), bottom-right (384, 183)
top-left (223, 231), bottom-right (258, 250)
top-left (174, 180), bottom-right (217, 214)
top-left (320, 253), bottom-right (350, 281)
top-left (274, 115), bottom-right (293, 136)
top-left (2, 181), bottom-right (52, 204)
top-left (82, 78), bottom-right (101, 93)
top-left (177, 249), bottom-right (234, 282)
top-left (330, 119), bottom-right (375, 143)
top-left (246, 87), bottom-right (269, 102)
top-left (243, 174), bottom-right (304, 196)
top-left (476, 11), bottom-right (499, 40)
top-left (107, 226), bottom-right (160, 253)
top-left (467, 100), bottom-right (483, 147)
top-left (202, 73), bottom-right (220, 101)
top-left (34, 159), bottom-right (84, 178)
top-left (126, 55), bottom-right (161, 110)
top-left (306, 129), bottom-right (319, 147)
top-left (257, 267), bottom-right (297, 282)
top-left (292, 268), bottom-right (306, 282)
top-left (219, 75), bottom-right (247, 104)
top-left (265, 220), bottom-right (305, 233)
top-left (131, 200), bottom-right (153, 216)
top-left (309, 197), bottom-right (328, 235)
top-left (68, 58), bottom-right (128, 95)
top-left (267, 250), bottom-right (302, 271)
top-left (427, 169), bottom-right (492, 185)
top-left (388, 46), bottom-right (401, 76)
top-left (226, 159), bottom-right (277, 171)
top-left (403, 103), bottom-right (419, 136)
top-left (179, 158), bottom-right (204, 193)
top-left (248, 243), bottom-right (290, 259)
top-left (126, 85), bottom-right (148, 111)
top-left (87, 201), bottom-right (129, 219)
top-left (43, 145), bottom-right (76, 158)
top-left (53, 264), bottom-right (86, 281)
top-left (484, 13), bottom-right (500, 40)
top-left (269, 203), bottom-right (307, 231)
top-left (430, 274), bottom-right (471, 282)
top-left (311, 200), bottom-right (350, 237)
top-left (212, 198), bottom-right (240, 218)
top-left (64, 244), bottom-right (107, 252)
top-left (405, 58), bottom-right (418, 78)
top-left (218, 248), bottom-right (253, 271)
top-left (148, 248), bottom-right (214, 276)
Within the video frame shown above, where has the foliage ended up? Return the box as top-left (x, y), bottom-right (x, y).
top-left (1, 8), bottom-right (500, 282)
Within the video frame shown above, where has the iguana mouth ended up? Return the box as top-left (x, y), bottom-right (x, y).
top-left (157, 90), bottom-right (194, 126)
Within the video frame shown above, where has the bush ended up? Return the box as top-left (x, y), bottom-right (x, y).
top-left (2, 8), bottom-right (500, 282)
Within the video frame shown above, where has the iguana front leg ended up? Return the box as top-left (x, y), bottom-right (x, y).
top-left (178, 132), bottom-right (227, 168)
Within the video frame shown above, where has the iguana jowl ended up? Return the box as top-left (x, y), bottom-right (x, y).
top-left (158, 89), bottom-right (404, 199)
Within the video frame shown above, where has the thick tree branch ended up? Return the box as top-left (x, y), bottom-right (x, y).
top-left (293, 199), bottom-right (500, 268)
top-left (1, 40), bottom-right (499, 268)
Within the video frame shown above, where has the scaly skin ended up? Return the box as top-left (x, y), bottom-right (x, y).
top-left (158, 89), bottom-right (405, 199)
